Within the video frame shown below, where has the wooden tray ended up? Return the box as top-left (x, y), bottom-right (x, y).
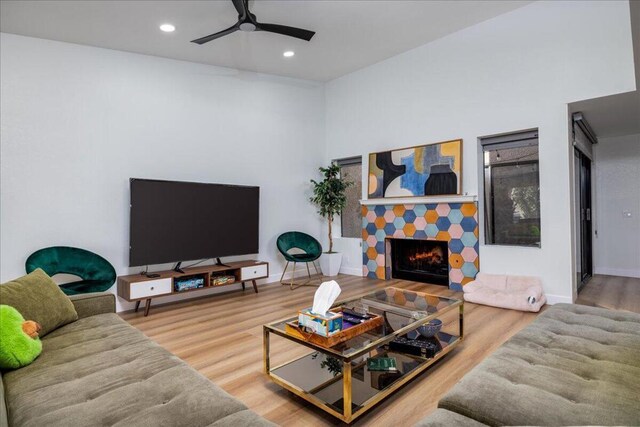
top-left (285, 312), bottom-right (384, 348)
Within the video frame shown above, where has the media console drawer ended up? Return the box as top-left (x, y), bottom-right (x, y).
top-left (240, 264), bottom-right (268, 280)
top-left (129, 278), bottom-right (172, 299)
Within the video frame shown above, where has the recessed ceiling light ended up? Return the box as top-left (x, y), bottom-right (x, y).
top-left (159, 24), bottom-right (176, 33)
top-left (283, 51), bottom-right (295, 58)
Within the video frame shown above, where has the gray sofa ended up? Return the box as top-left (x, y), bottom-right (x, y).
top-left (417, 303), bottom-right (640, 426)
top-left (1, 293), bottom-right (273, 427)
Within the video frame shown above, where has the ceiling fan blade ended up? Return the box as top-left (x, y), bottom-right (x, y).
top-left (191, 24), bottom-right (239, 44)
top-left (231, 0), bottom-right (249, 18)
top-left (256, 23), bottom-right (315, 41)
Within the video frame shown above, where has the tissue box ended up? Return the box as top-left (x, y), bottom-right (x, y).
top-left (298, 308), bottom-right (343, 337)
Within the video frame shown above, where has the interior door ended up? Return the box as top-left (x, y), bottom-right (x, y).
top-left (576, 149), bottom-right (593, 288)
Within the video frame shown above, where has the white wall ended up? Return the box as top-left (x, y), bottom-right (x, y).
top-left (324, 1), bottom-right (636, 303)
top-left (593, 133), bottom-right (640, 277)
top-left (0, 34), bottom-right (326, 311)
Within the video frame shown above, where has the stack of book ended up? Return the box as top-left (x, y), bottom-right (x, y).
top-left (210, 275), bottom-right (235, 287)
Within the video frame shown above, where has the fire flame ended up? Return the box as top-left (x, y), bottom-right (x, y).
top-left (408, 247), bottom-right (444, 264)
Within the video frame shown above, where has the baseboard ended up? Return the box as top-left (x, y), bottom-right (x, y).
top-left (593, 267), bottom-right (640, 278)
top-left (339, 266), bottom-right (363, 276)
top-left (545, 294), bottom-right (573, 305)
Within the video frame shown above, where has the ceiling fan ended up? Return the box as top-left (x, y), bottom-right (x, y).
top-left (191, 0), bottom-right (315, 45)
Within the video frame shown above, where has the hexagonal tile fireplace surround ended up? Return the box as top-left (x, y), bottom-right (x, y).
top-left (362, 202), bottom-right (479, 291)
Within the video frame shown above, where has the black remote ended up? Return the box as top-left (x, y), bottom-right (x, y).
top-left (342, 308), bottom-right (372, 323)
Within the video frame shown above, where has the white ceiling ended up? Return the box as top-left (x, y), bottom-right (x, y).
top-left (0, 0), bottom-right (532, 81)
top-left (570, 91), bottom-right (640, 139)
top-left (569, 1), bottom-right (639, 139)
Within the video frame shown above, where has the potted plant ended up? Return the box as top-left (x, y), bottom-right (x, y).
top-left (310, 164), bottom-right (353, 276)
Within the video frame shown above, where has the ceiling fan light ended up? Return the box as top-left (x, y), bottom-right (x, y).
top-left (283, 51), bottom-right (295, 58)
top-left (159, 23), bottom-right (176, 33)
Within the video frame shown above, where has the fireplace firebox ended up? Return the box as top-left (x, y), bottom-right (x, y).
top-left (389, 238), bottom-right (449, 286)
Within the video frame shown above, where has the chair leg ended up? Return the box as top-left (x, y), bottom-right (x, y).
top-left (288, 262), bottom-right (321, 290)
top-left (313, 261), bottom-right (319, 275)
top-left (289, 262), bottom-right (297, 290)
top-left (282, 260), bottom-right (321, 291)
top-left (280, 261), bottom-right (290, 284)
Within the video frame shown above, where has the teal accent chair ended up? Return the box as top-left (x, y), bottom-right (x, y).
top-left (25, 246), bottom-right (117, 295)
top-left (276, 232), bottom-right (322, 289)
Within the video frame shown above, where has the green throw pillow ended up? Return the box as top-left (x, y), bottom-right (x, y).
top-left (0, 305), bottom-right (43, 369)
top-left (0, 269), bottom-right (78, 336)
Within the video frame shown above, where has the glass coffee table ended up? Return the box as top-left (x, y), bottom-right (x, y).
top-left (263, 287), bottom-right (463, 423)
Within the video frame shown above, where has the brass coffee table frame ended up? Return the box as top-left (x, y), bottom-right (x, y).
top-left (263, 292), bottom-right (463, 423)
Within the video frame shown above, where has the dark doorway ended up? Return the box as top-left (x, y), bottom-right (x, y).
top-left (575, 148), bottom-right (593, 289)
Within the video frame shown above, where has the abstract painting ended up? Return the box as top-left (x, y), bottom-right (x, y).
top-left (368, 139), bottom-right (462, 198)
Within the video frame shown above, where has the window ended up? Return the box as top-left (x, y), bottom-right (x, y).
top-left (481, 130), bottom-right (540, 247)
top-left (336, 156), bottom-right (362, 238)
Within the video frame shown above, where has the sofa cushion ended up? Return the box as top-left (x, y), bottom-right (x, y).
top-left (2, 313), bottom-right (273, 427)
top-left (438, 303), bottom-right (640, 426)
top-left (414, 408), bottom-right (487, 427)
top-left (0, 269), bottom-right (78, 336)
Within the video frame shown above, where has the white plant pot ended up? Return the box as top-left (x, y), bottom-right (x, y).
top-left (319, 252), bottom-right (342, 277)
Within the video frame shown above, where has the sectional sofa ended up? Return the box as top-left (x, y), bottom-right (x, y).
top-left (417, 303), bottom-right (640, 426)
top-left (1, 292), bottom-right (273, 427)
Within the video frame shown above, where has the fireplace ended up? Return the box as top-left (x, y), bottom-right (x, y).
top-left (388, 238), bottom-right (449, 286)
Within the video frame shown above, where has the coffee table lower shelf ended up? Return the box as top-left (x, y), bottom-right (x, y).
top-left (264, 331), bottom-right (461, 423)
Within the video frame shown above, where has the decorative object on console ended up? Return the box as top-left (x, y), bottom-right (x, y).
top-left (25, 246), bottom-right (116, 295)
top-left (368, 139), bottom-right (462, 198)
top-left (210, 275), bottom-right (235, 286)
top-left (462, 272), bottom-right (546, 312)
top-left (277, 231), bottom-right (322, 289)
top-left (310, 164), bottom-right (354, 276)
top-left (174, 274), bottom-right (205, 292)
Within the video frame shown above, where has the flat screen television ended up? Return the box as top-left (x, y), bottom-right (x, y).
top-left (129, 178), bottom-right (259, 267)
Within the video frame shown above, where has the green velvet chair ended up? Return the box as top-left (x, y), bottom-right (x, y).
top-left (277, 232), bottom-right (322, 289)
top-left (25, 246), bottom-right (116, 295)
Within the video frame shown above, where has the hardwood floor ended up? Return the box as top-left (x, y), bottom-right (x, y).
top-left (120, 275), bottom-right (539, 426)
top-left (577, 274), bottom-right (640, 313)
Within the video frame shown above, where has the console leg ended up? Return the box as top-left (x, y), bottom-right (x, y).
top-left (144, 298), bottom-right (152, 317)
top-left (252, 279), bottom-right (258, 294)
top-left (242, 281), bottom-right (246, 291)
top-left (134, 300), bottom-right (141, 312)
